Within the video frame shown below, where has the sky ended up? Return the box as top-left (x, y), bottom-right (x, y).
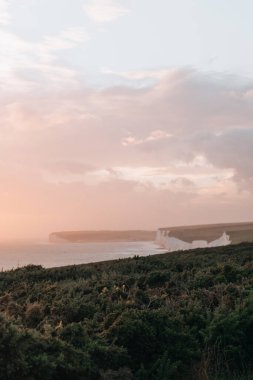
top-left (1, 0), bottom-right (253, 240)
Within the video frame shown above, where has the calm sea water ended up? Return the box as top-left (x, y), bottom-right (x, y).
top-left (0, 241), bottom-right (166, 271)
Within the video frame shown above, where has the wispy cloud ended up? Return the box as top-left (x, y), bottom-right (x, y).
top-left (0, 0), bottom-right (10, 25)
top-left (0, 26), bottom-right (89, 91)
top-left (42, 27), bottom-right (89, 55)
top-left (102, 68), bottom-right (173, 81)
top-left (83, 0), bottom-right (128, 23)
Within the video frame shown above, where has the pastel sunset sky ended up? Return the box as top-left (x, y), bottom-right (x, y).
top-left (1, 0), bottom-right (253, 240)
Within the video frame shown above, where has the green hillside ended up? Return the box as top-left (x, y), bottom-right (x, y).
top-left (0, 243), bottom-right (252, 379)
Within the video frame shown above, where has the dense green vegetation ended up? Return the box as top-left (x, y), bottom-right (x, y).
top-left (0, 243), bottom-right (252, 379)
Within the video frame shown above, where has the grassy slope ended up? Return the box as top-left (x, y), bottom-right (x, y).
top-left (0, 243), bottom-right (252, 379)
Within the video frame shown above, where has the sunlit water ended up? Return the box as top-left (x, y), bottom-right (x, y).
top-left (0, 241), bottom-right (167, 271)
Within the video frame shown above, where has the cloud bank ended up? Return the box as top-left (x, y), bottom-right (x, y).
top-left (1, 68), bottom-right (253, 239)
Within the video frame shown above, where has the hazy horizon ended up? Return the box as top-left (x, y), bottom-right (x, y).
top-left (1, 1), bottom-right (253, 241)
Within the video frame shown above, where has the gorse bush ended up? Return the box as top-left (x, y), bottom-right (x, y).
top-left (0, 243), bottom-right (252, 379)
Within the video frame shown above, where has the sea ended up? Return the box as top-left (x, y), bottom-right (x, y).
top-left (0, 241), bottom-right (166, 271)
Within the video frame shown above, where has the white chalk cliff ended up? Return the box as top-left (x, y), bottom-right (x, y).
top-left (155, 229), bottom-right (231, 252)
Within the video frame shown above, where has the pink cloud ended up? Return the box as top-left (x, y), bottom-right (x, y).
top-left (1, 70), bottom-right (253, 239)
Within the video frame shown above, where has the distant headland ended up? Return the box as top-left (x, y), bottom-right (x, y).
top-left (49, 230), bottom-right (156, 243)
top-left (49, 222), bottom-right (253, 251)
